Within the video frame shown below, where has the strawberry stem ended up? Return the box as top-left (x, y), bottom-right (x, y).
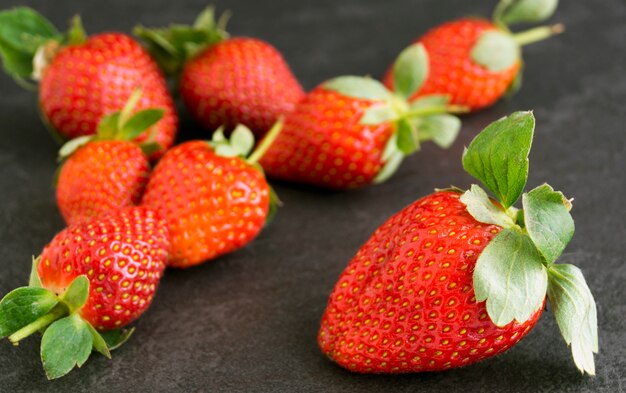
top-left (247, 118), bottom-right (284, 165)
top-left (405, 105), bottom-right (468, 119)
top-left (8, 305), bottom-right (67, 345)
top-left (513, 24), bottom-right (564, 47)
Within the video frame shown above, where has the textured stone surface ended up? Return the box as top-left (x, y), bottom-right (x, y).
top-left (0, 0), bottom-right (624, 392)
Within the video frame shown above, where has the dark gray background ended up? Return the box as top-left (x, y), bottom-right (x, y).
top-left (0, 0), bottom-right (624, 392)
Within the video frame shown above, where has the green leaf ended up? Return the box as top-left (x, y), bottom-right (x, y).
top-left (120, 109), bottom-right (165, 140)
top-left (501, 0), bottom-right (559, 25)
top-left (373, 150), bottom-right (404, 184)
top-left (462, 111), bottom-right (534, 208)
top-left (392, 43), bottom-right (429, 99)
top-left (58, 135), bottom-right (93, 161)
top-left (323, 76), bottom-right (392, 101)
top-left (29, 256), bottom-right (43, 288)
top-left (230, 124), bottom-right (255, 157)
top-left (523, 184), bottom-right (575, 264)
top-left (474, 228), bottom-right (548, 326)
top-left (41, 314), bottom-right (93, 379)
top-left (395, 118), bottom-right (419, 154)
top-left (97, 112), bottom-right (121, 140)
top-left (85, 323), bottom-right (111, 359)
top-left (417, 114), bottom-right (461, 149)
top-left (360, 104), bottom-right (398, 125)
top-left (460, 185), bottom-right (516, 228)
top-left (0, 287), bottom-right (59, 338)
top-left (409, 95), bottom-right (450, 111)
top-left (547, 264), bottom-right (598, 375)
top-left (471, 30), bottom-right (520, 72)
top-left (0, 7), bottom-right (61, 79)
top-left (60, 275), bottom-right (89, 314)
top-left (100, 327), bottom-right (135, 350)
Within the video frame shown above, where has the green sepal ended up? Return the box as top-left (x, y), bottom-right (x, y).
top-left (265, 186), bottom-right (282, 226)
top-left (29, 256), bottom-right (43, 288)
top-left (120, 109), bottom-right (165, 140)
top-left (409, 95), bottom-right (450, 111)
top-left (547, 263), bottom-right (598, 375)
top-left (499, 0), bottom-right (559, 25)
top-left (460, 184), bottom-right (516, 228)
top-left (462, 111), bottom-right (534, 208)
top-left (416, 114), bottom-right (461, 149)
top-left (360, 104), bottom-right (399, 125)
top-left (57, 135), bottom-right (93, 161)
top-left (323, 76), bottom-right (392, 101)
top-left (0, 7), bottom-right (62, 81)
top-left (395, 118), bottom-right (419, 154)
top-left (523, 184), bottom-right (575, 264)
top-left (134, 6), bottom-right (228, 76)
top-left (471, 30), bottom-right (520, 72)
top-left (474, 228), bottom-right (548, 326)
top-left (140, 142), bottom-right (163, 157)
top-left (392, 43), bottom-right (429, 99)
top-left (100, 327), bottom-right (135, 351)
top-left (505, 62), bottom-right (524, 98)
top-left (0, 287), bottom-right (59, 338)
top-left (66, 15), bottom-right (87, 45)
top-left (85, 323), bottom-right (111, 359)
top-left (41, 314), bottom-right (93, 379)
top-left (60, 275), bottom-right (89, 314)
top-left (209, 124), bottom-right (256, 158)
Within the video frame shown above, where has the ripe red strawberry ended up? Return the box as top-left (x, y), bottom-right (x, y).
top-left (260, 45), bottom-right (464, 189)
top-left (55, 90), bottom-right (163, 225)
top-left (319, 112), bottom-right (598, 375)
top-left (142, 124), bottom-right (280, 267)
top-left (0, 207), bottom-right (170, 379)
top-left (383, 1), bottom-right (563, 111)
top-left (0, 8), bottom-right (177, 157)
top-left (134, 7), bottom-right (304, 137)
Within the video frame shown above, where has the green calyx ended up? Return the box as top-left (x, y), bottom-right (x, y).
top-left (322, 43), bottom-right (466, 185)
top-left (134, 6), bottom-right (229, 76)
top-left (207, 119), bottom-right (285, 225)
top-left (57, 88), bottom-right (165, 162)
top-left (0, 7), bottom-right (88, 86)
top-left (458, 111), bottom-right (597, 376)
top-left (0, 258), bottom-right (133, 379)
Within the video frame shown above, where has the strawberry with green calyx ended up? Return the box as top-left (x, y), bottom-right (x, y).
top-left (259, 44), bottom-right (465, 189)
top-left (383, 0), bottom-right (564, 111)
top-left (0, 7), bottom-right (178, 156)
top-left (0, 207), bottom-right (169, 379)
top-left (56, 89), bottom-right (164, 226)
top-left (319, 111), bottom-right (597, 375)
top-left (134, 7), bottom-right (304, 137)
top-left (142, 121), bottom-right (283, 268)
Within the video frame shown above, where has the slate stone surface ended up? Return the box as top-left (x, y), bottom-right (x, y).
top-left (0, 0), bottom-right (624, 392)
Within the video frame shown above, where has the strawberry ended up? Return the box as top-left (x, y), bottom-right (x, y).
top-left (134, 7), bottom-right (304, 138)
top-left (383, 0), bottom-right (564, 111)
top-left (0, 207), bottom-right (170, 379)
top-left (0, 8), bottom-right (177, 157)
top-left (141, 123), bottom-right (281, 268)
top-left (56, 89), bottom-right (163, 225)
top-left (260, 45), bottom-right (464, 189)
top-left (319, 112), bottom-right (598, 375)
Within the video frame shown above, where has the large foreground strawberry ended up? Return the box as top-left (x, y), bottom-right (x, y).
top-left (0, 207), bottom-right (170, 379)
top-left (56, 89), bottom-right (163, 225)
top-left (383, 0), bottom-right (564, 111)
top-left (319, 112), bottom-right (598, 375)
top-left (142, 122), bottom-right (281, 268)
top-left (135, 7), bottom-right (304, 138)
top-left (0, 7), bottom-right (177, 157)
top-left (260, 44), bottom-right (464, 189)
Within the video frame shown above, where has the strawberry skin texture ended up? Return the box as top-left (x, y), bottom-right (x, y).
top-left (38, 207), bottom-right (169, 330)
top-left (39, 33), bottom-right (178, 156)
top-left (319, 191), bottom-right (543, 372)
top-left (259, 86), bottom-right (394, 189)
top-left (384, 19), bottom-right (520, 111)
top-left (56, 141), bottom-right (150, 226)
top-left (141, 141), bottom-right (270, 268)
top-left (180, 37), bottom-right (305, 137)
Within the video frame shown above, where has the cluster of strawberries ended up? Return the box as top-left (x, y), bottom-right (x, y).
top-left (0, 0), bottom-right (598, 382)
